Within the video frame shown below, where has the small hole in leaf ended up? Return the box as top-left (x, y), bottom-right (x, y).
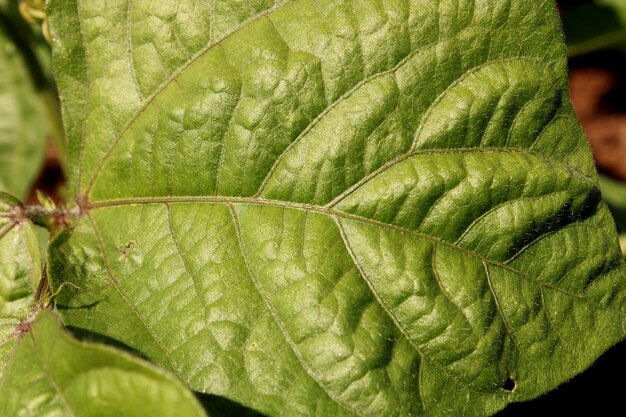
top-left (502, 377), bottom-right (516, 392)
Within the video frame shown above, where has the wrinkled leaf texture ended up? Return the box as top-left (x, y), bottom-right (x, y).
top-left (47, 1), bottom-right (626, 416)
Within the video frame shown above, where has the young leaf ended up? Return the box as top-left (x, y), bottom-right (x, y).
top-left (47, 1), bottom-right (626, 416)
top-left (0, 310), bottom-right (209, 417)
top-left (0, 192), bottom-right (41, 321)
top-left (0, 18), bottom-right (48, 199)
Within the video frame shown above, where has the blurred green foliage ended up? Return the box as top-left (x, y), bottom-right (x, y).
top-left (563, 0), bottom-right (626, 56)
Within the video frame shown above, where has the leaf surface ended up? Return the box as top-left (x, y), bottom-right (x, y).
top-left (47, 1), bottom-right (626, 416)
top-left (0, 310), bottom-right (209, 417)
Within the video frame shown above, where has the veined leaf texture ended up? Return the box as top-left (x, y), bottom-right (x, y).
top-left (24, 0), bottom-right (626, 415)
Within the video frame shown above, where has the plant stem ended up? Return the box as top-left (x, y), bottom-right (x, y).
top-left (23, 204), bottom-right (79, 236)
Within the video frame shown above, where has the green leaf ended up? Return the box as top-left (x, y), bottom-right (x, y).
top-left (599, 174), bottom-right (626, 231)
top-left (47, 1), bottom-right (626, 416)
top-left (0, 193), bottom-right (41, 321)
top-left (0, 310), bottom-right (209, 417)
top-left (0, 17), bottom-right (48, 199)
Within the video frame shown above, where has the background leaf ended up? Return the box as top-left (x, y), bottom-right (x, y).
top-left (562, 0), bottom-right (626, 56)
top-left (599, 173), bottom-right (626, 231)
top-left (0, 310), bottom-right (209, 417)
top-left (47, 1), bottom-right (626, 416)
top-left (0, 12), bottom-right (49, 199)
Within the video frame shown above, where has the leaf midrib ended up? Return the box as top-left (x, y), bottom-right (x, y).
top-left (85, 144), bottom-right (602, 298)
top-left (87, 194), bottom-right (595, 303)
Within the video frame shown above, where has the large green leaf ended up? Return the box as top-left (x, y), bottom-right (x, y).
top-left (0, 310), bottom-right (209, 417)
top-left (0, 17), bottom-right (48, 199)
top-left (47, 1), bottom-right (626, 416)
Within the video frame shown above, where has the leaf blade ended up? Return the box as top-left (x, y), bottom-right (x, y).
top-left (47, 1), bottom-right (626, 416)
